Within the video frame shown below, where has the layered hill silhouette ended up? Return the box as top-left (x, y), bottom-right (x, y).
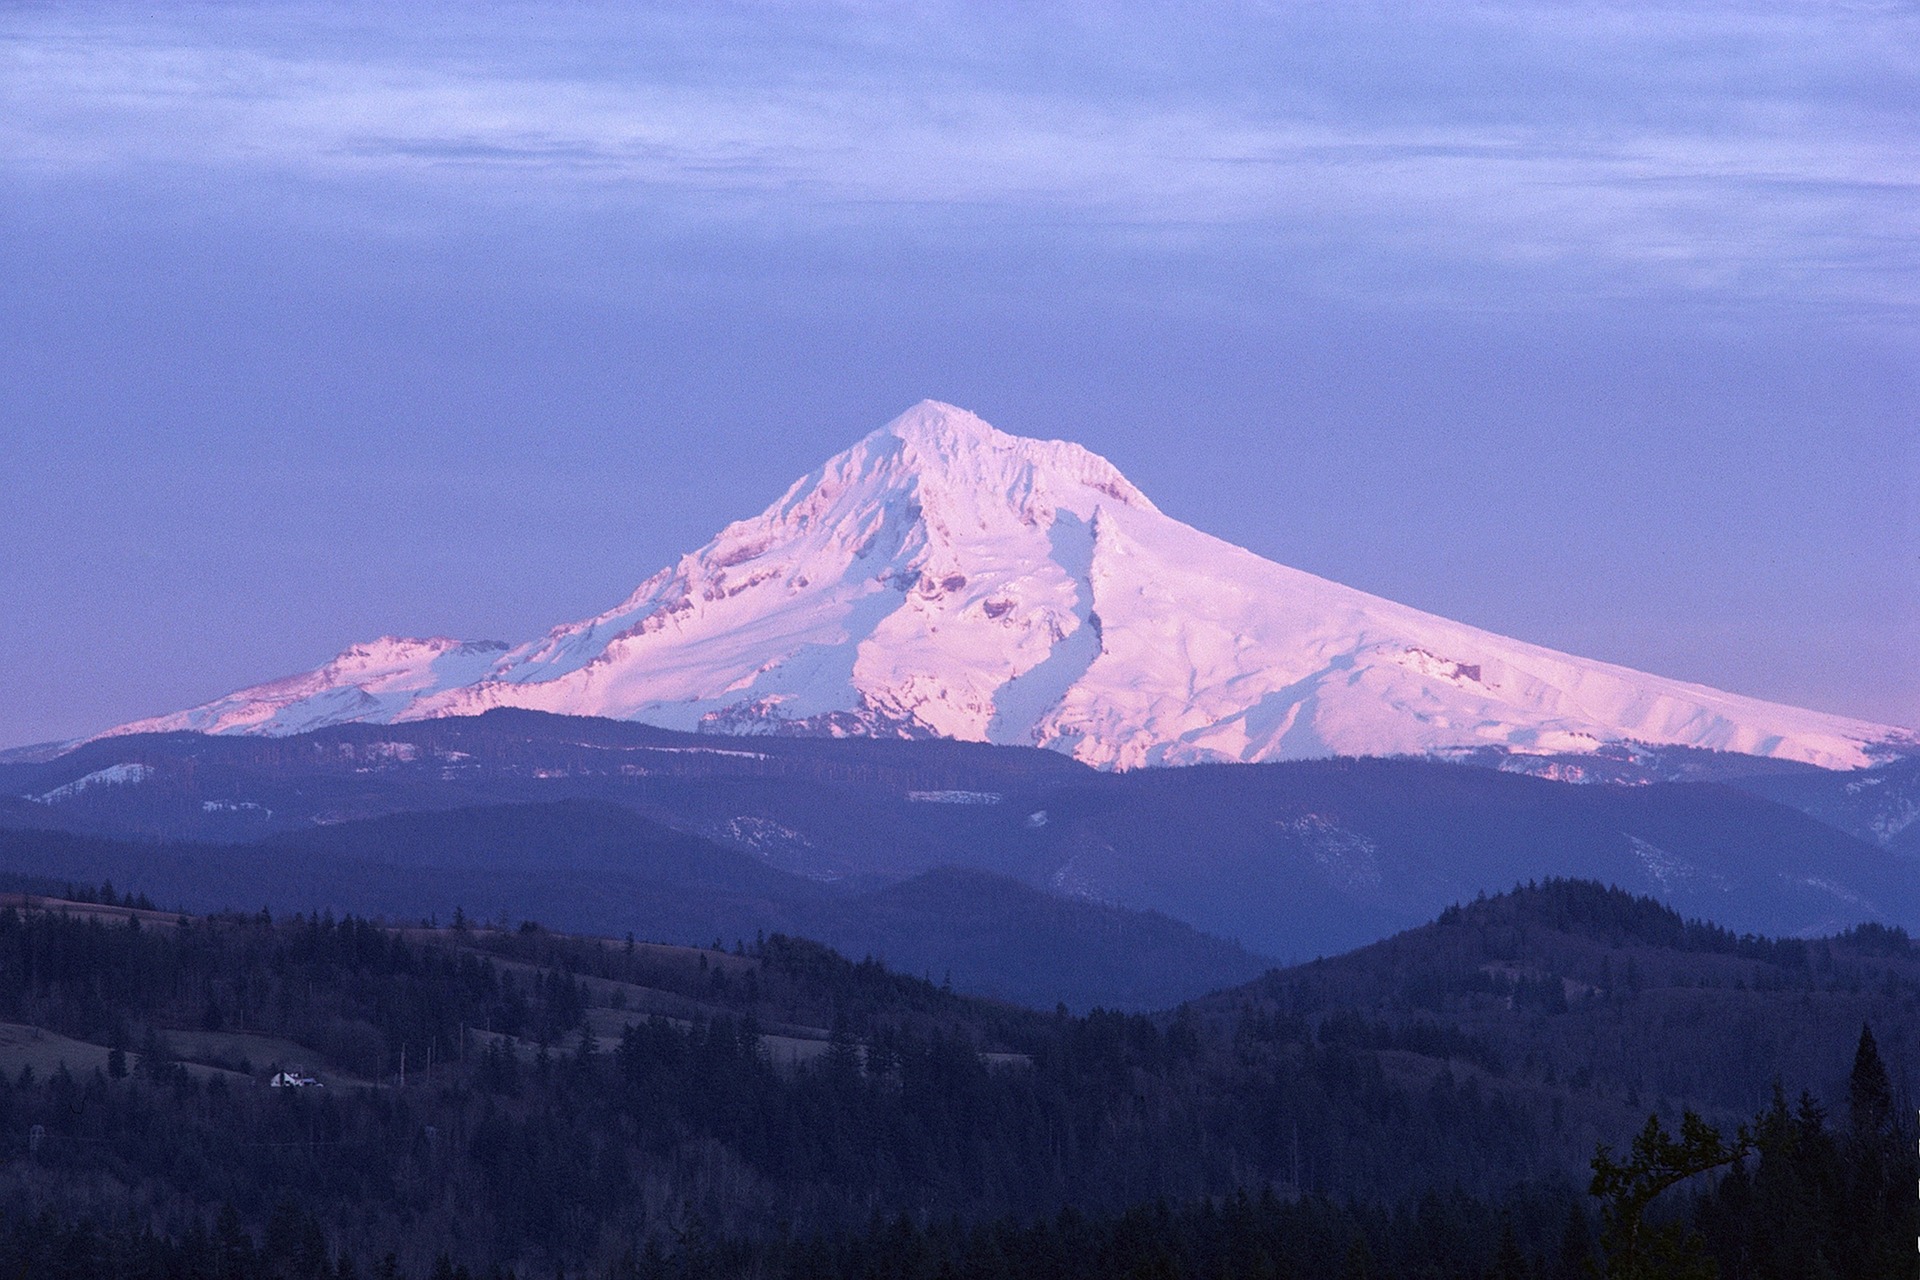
top-left (0, 798), bottom-right (1271, 1012)
top-left (5, 711), bottom-right (1916, 972)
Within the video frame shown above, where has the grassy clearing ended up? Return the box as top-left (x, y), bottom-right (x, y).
top-left (0, 1021), bottom-right (250, 1085)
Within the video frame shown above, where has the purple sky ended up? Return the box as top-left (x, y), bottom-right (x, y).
top-left (2, 1), bottom-right (1915, 748)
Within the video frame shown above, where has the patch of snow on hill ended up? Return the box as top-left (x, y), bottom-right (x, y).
top-left (35, 763), bottom-right (154, 804)
top-left (907, 791), bottom-right (1003, 804)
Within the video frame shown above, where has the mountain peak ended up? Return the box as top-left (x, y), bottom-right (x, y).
top-left (857, 400), bottom-right (1157, 517)
top-left (95, 402), bottom-right (1912, 770)
top-left (881, 399), bottom-right (999, 447)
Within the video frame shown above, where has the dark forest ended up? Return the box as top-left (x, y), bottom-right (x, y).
top-left (0, 879), bottom-right (1912, 1277)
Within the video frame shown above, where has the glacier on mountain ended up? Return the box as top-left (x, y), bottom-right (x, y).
top-left (105, 401), bottom-right (1911, 770)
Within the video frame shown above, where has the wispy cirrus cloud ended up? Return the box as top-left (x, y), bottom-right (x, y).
top-left (3, 1), bottom-right (1916, 310)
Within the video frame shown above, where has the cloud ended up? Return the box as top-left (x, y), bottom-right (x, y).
top-left (2, 1), bottom-right (1915, 311)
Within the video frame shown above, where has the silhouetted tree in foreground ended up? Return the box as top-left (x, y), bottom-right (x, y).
top-left (1590, 1112), bottom-right (1747, 1279)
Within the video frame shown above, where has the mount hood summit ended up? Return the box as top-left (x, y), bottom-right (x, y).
top-left (108, 402), bottom-right (1910, 770)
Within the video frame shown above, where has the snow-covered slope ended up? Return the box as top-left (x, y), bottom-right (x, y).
top-left (107, 402), bottom-right (1912, 770)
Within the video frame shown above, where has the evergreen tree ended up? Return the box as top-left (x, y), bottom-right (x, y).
top-left (1848, 1023), bottom-right (1892, 1139)
top-left (1590, 1112), bottom-right (1744, 1279)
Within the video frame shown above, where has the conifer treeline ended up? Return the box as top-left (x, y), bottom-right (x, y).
top-left (0, 889), bottom-right (1914, 1276)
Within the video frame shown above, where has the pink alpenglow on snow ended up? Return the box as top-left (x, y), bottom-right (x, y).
top-left (107, 402), bottom-right (1914, 770)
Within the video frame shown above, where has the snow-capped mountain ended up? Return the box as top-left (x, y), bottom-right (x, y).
top-left (108, 401), bottom-right (1911, 770)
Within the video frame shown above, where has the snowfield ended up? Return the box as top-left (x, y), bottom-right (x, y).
top-left (106, 401), bottom-right (1912, 770)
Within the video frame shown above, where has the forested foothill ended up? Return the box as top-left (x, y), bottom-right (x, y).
top-left (0, 878), bottom-right (1912, 1277)
top-left (7, 711), bottom-right (1915, 968)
